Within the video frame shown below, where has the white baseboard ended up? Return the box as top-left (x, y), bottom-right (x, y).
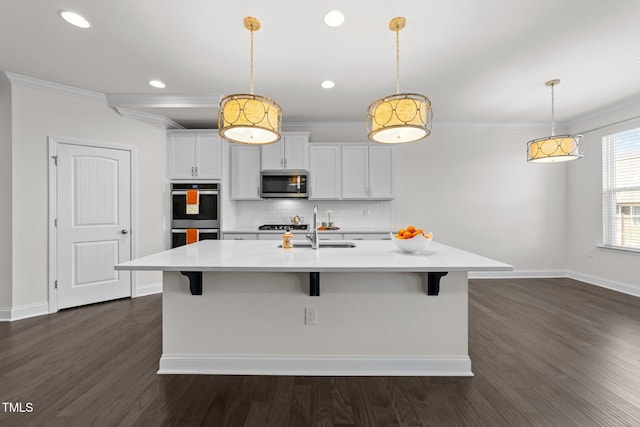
top-left (567, 270), bottom-right (640, 297)
top-left (469, 269), bottom-right (567, 279)
top-left (158, 354), bottom-right (473, 376)
top-left (0, 301), bottom-right (49, 322)
top-left (471, 269), bottom-right (639, 298)
top-left (136, 282), bottom-right (162, 297)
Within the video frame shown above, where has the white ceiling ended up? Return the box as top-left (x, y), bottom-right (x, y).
top-left (2, 1), bottom-right (640, 129)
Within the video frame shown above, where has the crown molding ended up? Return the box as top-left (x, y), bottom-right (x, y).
top-left (106, 93), bottom-right (222, 108)
top-left (113, 107), bottom-right (184, 129)
top-left (566, 94), bottom-right (640, 134)
top-left (3, 70), bottom-right (639, 132)
top-left (1, 71), bottom-right (106, 102)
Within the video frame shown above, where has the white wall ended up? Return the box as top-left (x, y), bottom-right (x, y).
top-left (393, 125), bottom-right (569, 271)
top-left (9, 83), bottom-right (167, 308)
top-left (0, 82), bottom-right (12, 311)
top-left (566, 101), bottom-right (640, 294)
top-left (289, 122), bottom-right (566, 272)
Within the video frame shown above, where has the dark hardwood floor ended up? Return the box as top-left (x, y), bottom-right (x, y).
top-left (1, 278), bottom-right (640, 426)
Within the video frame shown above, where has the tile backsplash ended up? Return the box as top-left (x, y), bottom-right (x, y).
top-left (232, 200), bottom-right (392, 230)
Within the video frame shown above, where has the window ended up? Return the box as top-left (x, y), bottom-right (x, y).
top-left (602, 128), bottom-right (640, 249)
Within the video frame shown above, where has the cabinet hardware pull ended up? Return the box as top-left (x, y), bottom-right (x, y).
top-left (195, 166), bottom-right (198, 176)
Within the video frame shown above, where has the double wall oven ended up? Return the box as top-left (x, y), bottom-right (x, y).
top-left (170, 183), bottom-right (220, 248)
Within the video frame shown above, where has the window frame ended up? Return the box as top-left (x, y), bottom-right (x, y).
top-left (601, 127), bottom-right (640, 252)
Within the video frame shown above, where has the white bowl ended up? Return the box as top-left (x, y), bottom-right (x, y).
top-left (390, 232), bottom-right (432, 252)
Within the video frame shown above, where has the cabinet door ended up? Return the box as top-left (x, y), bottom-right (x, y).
top-left (318, 233), bottom-right (344, 240)
top-left (283, 133), bottom-right (309, 170)
top-left (258, 233), bottom-right (284, 241)
top-left (343, 233), bottom-right (391, 240)
top-left (261, 140), bottom-right (283, 170)
top-left (368, 146), bottom-right (393, 199)
top-left (342, 145), bottom-right (369, 199)
top-left (169, 134), bottom-right (196, 179)
top-left (230, 145), bottom-right (262, 200)
top-left (195, 134), bottom-right (222, 179)
top-left (224, 233), bottom-right (259, 240)
top-left (309, 145), bottom-right (341, 199)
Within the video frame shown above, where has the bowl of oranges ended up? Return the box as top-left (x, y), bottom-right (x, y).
top-left (390, 225), bottom-right (433, 253)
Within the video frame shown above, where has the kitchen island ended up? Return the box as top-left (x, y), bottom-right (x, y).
top-left (116, 239), bottom-right (512, 376)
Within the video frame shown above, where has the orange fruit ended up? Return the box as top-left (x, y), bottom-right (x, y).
top-left (407, 225), bottom-right (416, 233)
top-left (402, 231), bottom-right (413, 239)
top-left (397, 228), bottom-right (406, 235)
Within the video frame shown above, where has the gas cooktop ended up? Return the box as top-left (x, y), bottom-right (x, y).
top-left (259, 224), bottom-right (308, 231)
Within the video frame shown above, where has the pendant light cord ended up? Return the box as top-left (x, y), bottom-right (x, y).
top-left (550, 82), bottom-right (555, 136)
top-left (249, 27), bottom-right (254, 95)
top-left (395, 28), bottom-right (400, 94)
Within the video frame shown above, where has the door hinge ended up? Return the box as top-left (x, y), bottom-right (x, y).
top-left (54, 280), bottom-right (58, 289)
top-left (54, 218), bottom-right (57, 227)
top-left (52, 155), bottom-right (58, 165)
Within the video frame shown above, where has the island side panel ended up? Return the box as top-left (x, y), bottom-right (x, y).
top-left (161, 271), bottom-right (470, 376)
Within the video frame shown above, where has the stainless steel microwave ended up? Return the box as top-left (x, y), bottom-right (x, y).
top-left (260, 170), bottom-right (308, 198)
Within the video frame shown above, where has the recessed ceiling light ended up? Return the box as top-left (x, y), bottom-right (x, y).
top-left (59, 11), bottom-right (91, 29)
top-left (324, 10), bottom-right (345, 27)
top-left (321, 80), bottom-right (335, 89)
top-left (149, 80), bottom-right (166, 89)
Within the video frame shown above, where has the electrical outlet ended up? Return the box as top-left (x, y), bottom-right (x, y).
top-left (305, 307), bottom-right (318, 325)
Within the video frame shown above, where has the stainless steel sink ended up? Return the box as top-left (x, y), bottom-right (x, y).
top-left (278, 241), bottom-right (357, 248)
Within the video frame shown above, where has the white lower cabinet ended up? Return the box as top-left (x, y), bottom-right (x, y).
top-left (259, 234), bottom-right (289, 241)
top-left (224, 233), bottom-right (258, 240)
top-left (343, 233), bottom-right (390, 240)
top-left (318, 233), bottom-right (344, 240)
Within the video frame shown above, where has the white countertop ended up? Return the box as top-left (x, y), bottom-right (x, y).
top-left (223, 228), bottom-right (390, 234)
top-left (116, 240), bottom-right (512, 273)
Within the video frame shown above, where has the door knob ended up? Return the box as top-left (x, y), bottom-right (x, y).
top-left (121, 229), bottom-right (129, 234)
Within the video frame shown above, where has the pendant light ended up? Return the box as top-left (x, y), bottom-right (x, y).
top-left (367, 17), bottom-right (432, 144)
top-left (527, 79), bottom-right (583, 162)
top-left (218, 17), bottom-right (282, 145)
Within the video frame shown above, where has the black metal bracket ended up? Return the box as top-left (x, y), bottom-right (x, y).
top-left (310, 272), bottom-right (320, 296)
top-left (180, 271), bottom-right (203, 295)
top-left (427, 272), bottom-right (448, 296)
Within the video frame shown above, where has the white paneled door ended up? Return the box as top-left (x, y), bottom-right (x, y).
top-left (55, 143), bottom-right (132, 309)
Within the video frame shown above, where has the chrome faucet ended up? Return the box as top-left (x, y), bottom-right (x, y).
top-left (306, 204), bottom-right (319, 249)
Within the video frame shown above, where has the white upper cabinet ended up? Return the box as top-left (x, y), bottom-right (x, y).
top-left (261, 132), bottom-right (309, 170)
top-left (230, 145), bottom-right (262, 200)
top-left (168, 131), bottom-right (222, 180)
top-left (342, 146), bottom-right (369, 199)
top-left (309, 145), bottom-right (342, 199)
top-left (367, 146), bottom-right (394, 199)
top-left (341, 145), bottom-right (393, 200)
